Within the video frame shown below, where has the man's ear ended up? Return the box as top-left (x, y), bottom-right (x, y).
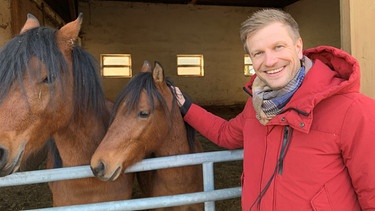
top-left (296, 37), bottom-right (303, 59)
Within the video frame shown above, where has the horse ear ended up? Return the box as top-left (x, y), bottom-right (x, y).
top-left (20, 14), bottom-right (40, 34)
top-left (153, 61), bottom-right (165, 83)
top-left (55, 12), bottom-right (83, 52)
top-left (141, 60), bottom-right (152, 72)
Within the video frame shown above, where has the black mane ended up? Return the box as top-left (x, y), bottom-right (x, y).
top-left (113, 71), bottom-right (167, 118)
top-left (112, 71), bottom-right (198, 152)
top-left (0, 26), bottom-right (107, 119)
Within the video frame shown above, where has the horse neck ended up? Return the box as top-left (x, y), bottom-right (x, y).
top-left (153, 106), bottom-right (191, 157)
top-left (53, 109), bottom-right (110, 167)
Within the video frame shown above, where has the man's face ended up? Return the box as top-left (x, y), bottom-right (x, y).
top-left (246, 22), bottom-right (303, 90)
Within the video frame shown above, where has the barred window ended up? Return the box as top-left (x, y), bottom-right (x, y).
top-left (100, 54), bottom-right (132, 78)
top-left (177, 54), bottom-right (204, 76)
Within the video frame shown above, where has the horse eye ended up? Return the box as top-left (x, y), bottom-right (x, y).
top-left (42, 77), bottom-right (49, 83)
top-left (42, 74), bottom-right (56, 84)
top-left (138, 111), bottom-right (150, 118)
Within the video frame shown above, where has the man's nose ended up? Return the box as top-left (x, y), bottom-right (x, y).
top-left (264, 51), bottom-right (278, 66)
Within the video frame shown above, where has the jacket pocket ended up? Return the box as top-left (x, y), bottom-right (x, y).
top-left (311, 186), bottom-right (333, 211)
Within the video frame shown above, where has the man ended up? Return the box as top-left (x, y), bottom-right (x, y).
top-left (174, 8), bottom-right (375, 210)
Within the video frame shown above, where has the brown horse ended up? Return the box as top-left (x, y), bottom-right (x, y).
top-left (0, 14), bottom-right (133, 206)
top-left (91, 61), bottom-right (204, 210)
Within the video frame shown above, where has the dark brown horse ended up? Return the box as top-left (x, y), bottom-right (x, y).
top-left (0, 14), bottom-right (133, 206)
top-left (91, 61), bottom-right (204, 210)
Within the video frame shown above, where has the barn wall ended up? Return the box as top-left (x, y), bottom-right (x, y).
top-left (285, 0), bottom-right (341, 49)
top-left (78, 2), bottom-right (253, 104)
top-left (0, 0), bottom-right (65, 47)
top-left (341, 0), bottom-right (375, 99)
top-left (13, 1), bottom-right (65, 31)
top-left (78, 1), bottom-right (340, 106)
top-left (0, 0), bottom-right (11, 46)
top-left (0, 1), bottom-right (341, 106)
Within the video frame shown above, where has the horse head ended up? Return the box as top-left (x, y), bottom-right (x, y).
top-left (90, 61), bottom-right (181, 181)
top-left (0, 14), bottom-right (83, 176)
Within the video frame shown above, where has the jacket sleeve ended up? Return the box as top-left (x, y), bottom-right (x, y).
top-left (341, 96), bottom-right (375, 209)
top-left (183, 103), bottom-right (245, 149)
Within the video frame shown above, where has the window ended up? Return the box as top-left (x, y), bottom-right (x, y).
top-left (244, 54), bottom-right (255, 76)
top-left (177, 54), bottom-right (204, 76)
top-left (100, 54), bottom-right (132, 78)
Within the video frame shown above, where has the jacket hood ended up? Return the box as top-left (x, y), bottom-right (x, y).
top-left (303, 45), bottom-right (360, 92)
top-left (243, 46), bottom-right (360, 132)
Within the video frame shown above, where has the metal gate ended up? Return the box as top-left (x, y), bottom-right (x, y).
top-left (0, 149), bottom-right (244, 211)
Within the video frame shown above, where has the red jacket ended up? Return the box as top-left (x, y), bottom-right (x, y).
top-left (184, 46), bottom-right (375, 210)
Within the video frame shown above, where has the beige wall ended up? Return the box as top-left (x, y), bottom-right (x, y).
top-left (286, 0), bottom-right (341, 49)
top-left (341, 0), bottom-right (375, 99)
top-left (0, 0), bottom-right (64, 46)
top-left (79, 1), bottom-right (341, 105)
top-left (0, 0), bottom-right (343, 106)
top-left (0, 0), bottom-right (11, 46)
top-left (79, 2), bottom-right (255, 104)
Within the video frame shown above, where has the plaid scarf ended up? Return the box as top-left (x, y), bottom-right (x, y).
top-left (252, 56), bottom-right (311, 125)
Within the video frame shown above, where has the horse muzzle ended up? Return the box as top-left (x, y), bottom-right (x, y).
top-left (0, 146), bottom-right (9, 171)
top-left (0, 145), bottom-right (23, 177)
top-left (90, 160), bottom-right (122, 182)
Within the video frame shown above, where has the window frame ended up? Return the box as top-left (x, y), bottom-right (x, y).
top-left (177, 54), bottom-right (204, 77)
top-left (244, 54), bottom-right (255, 76)
top-left (100, 54), bottom-right (132, 78)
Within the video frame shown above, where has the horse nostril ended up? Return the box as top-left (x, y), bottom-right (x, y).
top-left (0, 147), bottom-right (9, 170)
top-left (91, 161), bottom-right (106, 178)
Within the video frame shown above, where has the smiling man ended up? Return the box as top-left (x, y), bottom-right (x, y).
top-left (174, 8), bottom-right (375, 211)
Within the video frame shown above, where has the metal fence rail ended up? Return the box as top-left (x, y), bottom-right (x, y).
top-left (0, 149), bottom-right (244, 211)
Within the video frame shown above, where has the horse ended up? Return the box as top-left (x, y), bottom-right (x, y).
top-left (0, 13), bottom-right (133, 206)
top-left (90, 61), bottom-right (204, 210)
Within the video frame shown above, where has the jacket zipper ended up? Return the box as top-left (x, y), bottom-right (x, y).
top-left (278, 125), bottom-right (292, 175)
top-left (249, 125), bottom-right (293, 210)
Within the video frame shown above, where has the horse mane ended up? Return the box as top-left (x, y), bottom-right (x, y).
top-left (0, 27), bottom-right (65, 102)
top-left (0, 26), bottom-right (108, 124)
top-left (71, 45), bottom-right (108, 123)
top-left (113, 72), bottom-right (165, 118)
top-left (112, 71), bottom-right (197, 152)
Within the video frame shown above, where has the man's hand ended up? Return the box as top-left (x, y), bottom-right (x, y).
top-left (172, 86), bottom-right (186, 107)
top-left (171, 86), bottom-right (192, 116)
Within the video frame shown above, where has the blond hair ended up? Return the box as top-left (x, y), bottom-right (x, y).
top-left (240, 9), bottom-right (300, 53)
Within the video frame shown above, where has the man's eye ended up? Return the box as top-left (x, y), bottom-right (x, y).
top-left (275, 45), bottom-right (284, 50)
top-left (253, 52), bottom-right (262, 57)
top-left (138, 111), bottom-right (150, 118)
